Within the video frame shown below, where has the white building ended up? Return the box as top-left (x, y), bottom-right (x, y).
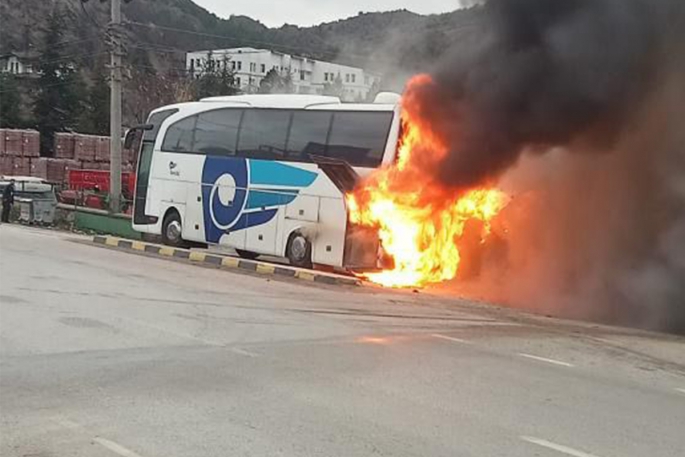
top-left (0, 52), bottom-right (34, 76)
top-left (186, 47), bottom-right (380, 102)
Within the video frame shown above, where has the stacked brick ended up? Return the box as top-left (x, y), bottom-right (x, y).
top-left (0, 129), bottom-right (40, 177)
top-left (51, 133), bottom-right (137, 172)
top-left (1, 130), bottom-right (138, 183)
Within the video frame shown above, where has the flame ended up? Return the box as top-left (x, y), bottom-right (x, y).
top-left (347, 75), bottom-right (509, 288)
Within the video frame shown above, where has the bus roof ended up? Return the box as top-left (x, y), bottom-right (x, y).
top-left (150, 93), bottom-right (401, 117)
top-left (200, 94), bottom-right (342, 109)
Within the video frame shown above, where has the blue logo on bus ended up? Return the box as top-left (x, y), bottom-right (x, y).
top-left (202, 157), bottom-right (318, 243)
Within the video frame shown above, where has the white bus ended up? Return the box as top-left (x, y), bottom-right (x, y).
top-left (129, 93), bottom-right (402, 269)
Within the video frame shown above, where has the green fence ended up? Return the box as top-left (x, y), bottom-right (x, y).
top-left (71, 207), bottom-right (142, 240)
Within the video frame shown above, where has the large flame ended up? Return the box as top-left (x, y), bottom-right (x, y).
top-left (347, 75), bottom-right (509, 288)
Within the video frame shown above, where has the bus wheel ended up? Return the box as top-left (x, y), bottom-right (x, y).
top-left (162, 211), bottom-right (184, 247)
top-left (235, 249), bottom-right (259, 260)
top-left (287, 233), bottom-right (312, 269)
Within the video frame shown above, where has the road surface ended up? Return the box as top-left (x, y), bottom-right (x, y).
top-left (1, 224), bottom-right (684, 457)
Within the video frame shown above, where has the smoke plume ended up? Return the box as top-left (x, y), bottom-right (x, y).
top-left (413, 0), bottom-right (685, 332)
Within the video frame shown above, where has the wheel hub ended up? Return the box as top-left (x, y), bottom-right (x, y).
top-left (290, 236), bottom-right (307, 260)
top-left (167, 220), bottom-right (182, 242)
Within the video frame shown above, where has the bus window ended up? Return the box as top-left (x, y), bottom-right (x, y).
top-left (194, 109), bottom-right (243, 156)
top-left (144, 109), bottom-right (178, 143)
top-left (162, 116), bottom-right (196, 153)
top-left (327, 111), bottom-right (393, 167)
top-left (285, 111), bottom-right (331, 161)
top-left (237, 109), bottom-right (290, 160)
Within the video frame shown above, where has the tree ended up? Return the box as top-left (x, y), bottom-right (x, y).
top-left (258, 68), bottom-right (279, 94)
top-left (258, 68), bottom-right (295, 94)
top-left (323, 73), bottom-right (344, 98)
top-left (33, 9), bottom-right (85, 155)
top-left (81, 63), bottom-right (110, 135)
top-left (125, 63), bottom-right (193, 125)
top-left (0, 73), bottom-right (23, 128)
top-left (281, 71), bottom-right (295, 94)
top-left (365, 77), bottom-right (382, 102)
top-left (191, 54), bottom-right (239, 99)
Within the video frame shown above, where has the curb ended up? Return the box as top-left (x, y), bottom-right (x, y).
top-left (92, 235), bottom-right (362, 287)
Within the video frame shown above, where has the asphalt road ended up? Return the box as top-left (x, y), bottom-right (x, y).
top-left (1, 224), bottom-right (684, 457)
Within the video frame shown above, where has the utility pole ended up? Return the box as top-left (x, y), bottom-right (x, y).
top-left (109, 0), bottom-right (123, 213)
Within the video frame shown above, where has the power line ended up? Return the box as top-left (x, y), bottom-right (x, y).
top-left (79, 0), bottom-right (104, 30)
top-left (37, 51), bottom-right (110, 67)
top-left (0, 79), bottom-right (78, 95)
top-left (53, 37), bottom-right (102, 48)
top-left (126, 20), bottom-right (481, 63)
top-left (126, 21), bottom-right (340, 60)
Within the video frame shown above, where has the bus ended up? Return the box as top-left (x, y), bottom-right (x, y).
top-left (128, 93), bottom-right (402, 270)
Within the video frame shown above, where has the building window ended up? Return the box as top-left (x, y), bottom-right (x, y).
top-left (351, 74), bottom-right (356, 83)
top-left (345, 74), bottom-right (350, 83)
top-left (236, 77), bottom-right (241, 86)
top-left (261, 64), bottom-right (266, 73)
top-left (300, 70), bottom-right (305, 81)
top-left (237, 61), bottom-right (242, 71)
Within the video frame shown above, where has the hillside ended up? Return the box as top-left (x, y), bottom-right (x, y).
top-left (0, 0), bottom-right (487, 126)
top-left (0, 0), bottom-right (486, 81)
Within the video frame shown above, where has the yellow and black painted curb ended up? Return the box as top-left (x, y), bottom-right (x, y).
top-left (92, 235), bottom-right (361, 287)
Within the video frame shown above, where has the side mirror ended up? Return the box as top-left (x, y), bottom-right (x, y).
top-left (123, 130), bottom-right (137, 150)
top-left (123, 124), bottom-right (153, 149)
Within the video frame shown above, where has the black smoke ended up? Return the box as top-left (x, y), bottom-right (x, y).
top-left (413, 0), bottom-right (685, 332)
top-left (411, 0), bottom-right (666, 190)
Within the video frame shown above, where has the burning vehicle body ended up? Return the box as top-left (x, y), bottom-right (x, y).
top-left (331, 0), bottom-right (685, 331)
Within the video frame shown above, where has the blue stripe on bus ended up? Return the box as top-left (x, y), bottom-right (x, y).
top-left (246, 189), bottom-right (299, 209)
top-left (231, 208), bottom-right (279, 231)
top-left (249, 160), bottom-right (318, 187)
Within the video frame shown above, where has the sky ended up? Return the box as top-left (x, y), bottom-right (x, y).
top-left (193, 0), bottom-right (462, 28)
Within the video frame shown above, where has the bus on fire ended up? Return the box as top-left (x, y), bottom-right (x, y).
top-left (127, 93), bottom-right (402, 270)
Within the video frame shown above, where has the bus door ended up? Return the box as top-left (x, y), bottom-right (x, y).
top-left (132, 109), bottom-right (178, 225)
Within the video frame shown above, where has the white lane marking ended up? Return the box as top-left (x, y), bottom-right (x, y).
top-left (94, 437), bottom-right (145, 457)
top-left (431, 333), bottom-right (472, 344)
top-left (676, 388), bottom-right (685, 394)
top-left (521, 436), bottom-right (602, 457)
top-left (230, 347), bottom-right (260, 357)
top-left (518, 353), bottom-right (574, 367)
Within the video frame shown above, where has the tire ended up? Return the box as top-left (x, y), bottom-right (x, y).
top-left (161, 211), bottom-right (185, 248)
top-left (235, 249), bottom-right (259, 260)
top-left (286, 232), bottom-right (312, 269)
